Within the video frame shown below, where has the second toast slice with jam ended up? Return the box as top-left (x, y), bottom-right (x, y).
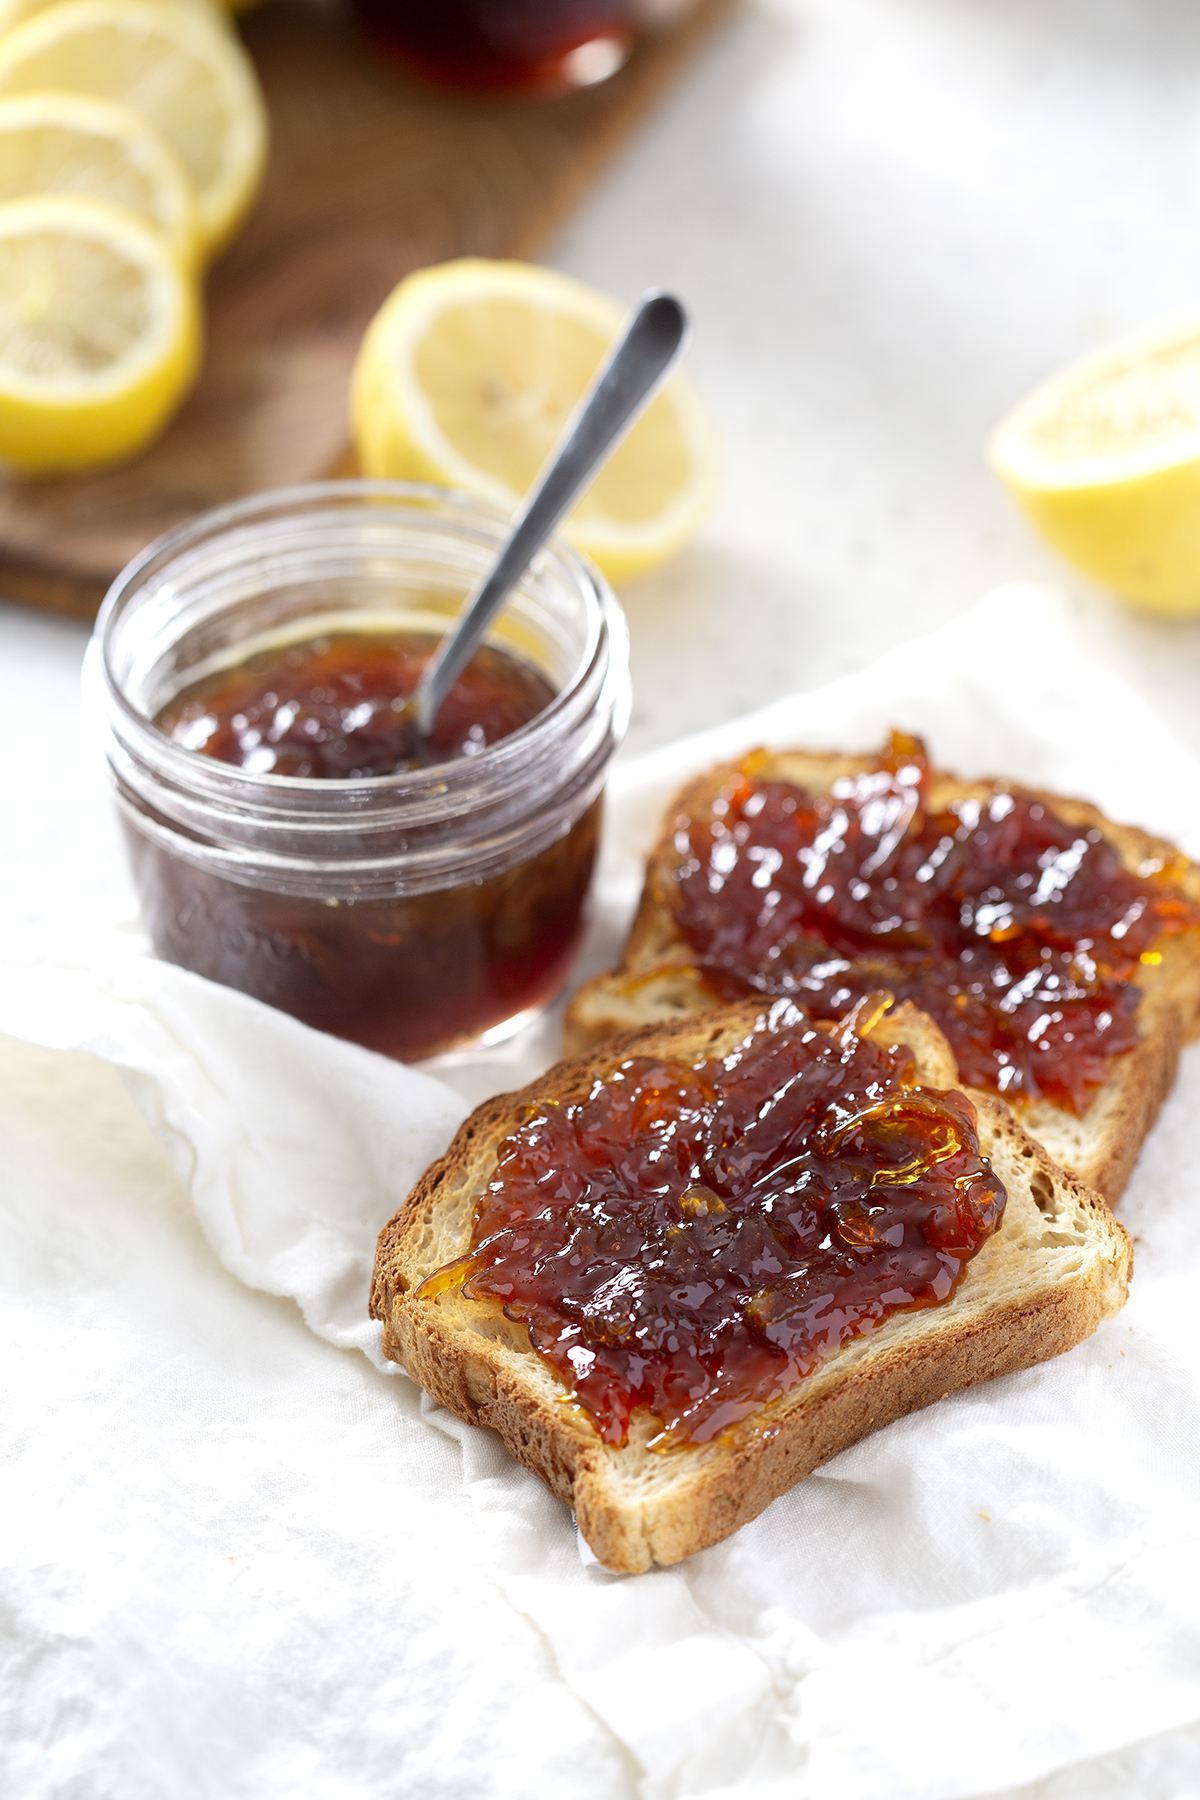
top-left (565, 735), bottom-right (1200, 1203)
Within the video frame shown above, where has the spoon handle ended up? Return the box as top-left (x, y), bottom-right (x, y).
top-left (412, 290), bottom-right (689, 736)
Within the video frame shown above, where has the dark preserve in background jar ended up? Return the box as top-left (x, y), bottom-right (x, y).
top-left (93, 483), bottom-right (629, 1063)
top-left (354, 0), bottom-right (637, 93)
top-left (351, 0), bottom-right (698, 96)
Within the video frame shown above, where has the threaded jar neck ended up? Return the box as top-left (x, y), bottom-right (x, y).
top-left (94, 482), bottom-right (629, 898)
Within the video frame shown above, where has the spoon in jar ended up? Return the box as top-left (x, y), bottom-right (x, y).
top-left (407, 290), bottom-right (689, 751)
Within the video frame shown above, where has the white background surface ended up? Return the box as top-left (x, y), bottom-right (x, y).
top-left (4, 1), bottom-right (1200, 1795)
top-left (554, 0), bottom-right (1200, 762)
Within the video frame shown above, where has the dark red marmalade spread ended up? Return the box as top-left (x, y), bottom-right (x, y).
top-left (155, 630), bottom-right (555, 777)
top-left (144, 630), bottom-right (597, 1062)
top-left (666, 732), bottom-right (1200, 1115)
top-left (423, 999), bottom-right (1006, 1447)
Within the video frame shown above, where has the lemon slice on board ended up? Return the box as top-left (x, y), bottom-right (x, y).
top-left (350, 258), bottom-right (721, 585)
top-left (989, 316), bottom-right (1200, 618)
top-left (0, 92), bottom-right (198, 265)
top-left (0, 0), bottom-right (234, 34)
top-left (0, 0), bottom-right (267, 258)
top-left (0, 193), bottom-right (200, 472)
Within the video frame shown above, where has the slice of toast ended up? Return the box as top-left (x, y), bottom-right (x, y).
top-left (565, 750), bottom-right (1200, 1204)
top-left (371, 1000), bottom-right (1131, 1574)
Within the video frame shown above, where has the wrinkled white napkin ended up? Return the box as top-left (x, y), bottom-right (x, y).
top-left (4, 584), bottom-right (1200, 1800)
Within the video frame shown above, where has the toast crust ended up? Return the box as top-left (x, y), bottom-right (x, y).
top-left (564, 752), bottom-right (1200, 1203)
top-left (372, 1002), bottom-right (1131, 1574)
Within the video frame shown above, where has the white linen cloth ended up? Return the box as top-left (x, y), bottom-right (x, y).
top-left (3, 584), bottom-right (1200, 1799)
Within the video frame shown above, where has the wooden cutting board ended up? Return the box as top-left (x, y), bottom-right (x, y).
top-left (0, 0), bottom-right (731, 620)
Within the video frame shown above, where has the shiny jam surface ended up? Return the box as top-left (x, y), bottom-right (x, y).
top-left (667, 732), bottom-right (1200, 1114)
top-left (438, 1000), bottom-right (1006, 1447)
top-left (141, 630), bottom-right (595, 1063)
top-left (155, 629), bottom-right (555, 777)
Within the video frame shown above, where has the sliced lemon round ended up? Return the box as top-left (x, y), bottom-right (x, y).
top-left (0, 92), bottom-right (198, 266)
top-left (0, 193), bottom-right (200, 472)
top-left (989, 316), bottom-right (1200, 618)
top-left (0, 0), bottom-right (267, 259)
top-left (350, 258), bottom-right (721, 585)
top-left (0, 0), bottom-right (235, 35)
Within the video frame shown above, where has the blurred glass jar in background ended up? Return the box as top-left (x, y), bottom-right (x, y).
top-left (351, 0), bottom-right (701, 96)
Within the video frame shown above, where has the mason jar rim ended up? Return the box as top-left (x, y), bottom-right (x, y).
top-left (95, 478), bottom-right (615, 818)
top-left (91, 478), bottom-right (630, 898)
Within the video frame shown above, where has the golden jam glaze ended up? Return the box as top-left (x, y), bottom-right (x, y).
top-left (427, 1000), bottom-right (1005, 1446)
top-left (667, 732), bottom-right (1200, 1114)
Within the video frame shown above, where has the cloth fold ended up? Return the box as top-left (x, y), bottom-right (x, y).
top-left (0, 948), bottom-right (467, 1360)
top-left (4, 584), bottom-right (1200, 1800)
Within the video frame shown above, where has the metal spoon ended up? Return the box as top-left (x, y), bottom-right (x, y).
top-left (409, 290), bottom-right (689, 746)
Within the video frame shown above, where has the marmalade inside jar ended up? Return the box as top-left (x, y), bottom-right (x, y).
top-left (666, 732), bottom-right (1200, 1114)
top-left (137, 627), bottom-right (598, 1062)
top-left (426, 999), bottom-right (1006, 1447)
top-left (155, 629), bottom-right (556, 777)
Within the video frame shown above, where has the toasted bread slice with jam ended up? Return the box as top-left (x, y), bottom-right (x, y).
top-left (372, 1001), bottom-right (1130, 1574)
top-left (565, 750), bottom-right (1200, 1203)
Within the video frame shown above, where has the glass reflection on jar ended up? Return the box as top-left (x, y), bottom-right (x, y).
top-left (92, 481), bottom-right (629, 1063)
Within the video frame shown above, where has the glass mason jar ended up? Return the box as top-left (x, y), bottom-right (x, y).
top-left (350, 0), bottom-right (702, 97)
top-left (92, 480), bottom-right (630, 1063)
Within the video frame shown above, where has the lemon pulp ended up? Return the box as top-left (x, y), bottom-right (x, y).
top-left (0, 0), bottom-right (267, 256)
top-left (0, 91), bottom-right (197, 264)
top-left (352, 258), bottom-right (720, 584)
top-left (990, 317), bottom-right (1200, 617)
top-left (0, 193), bottom-right (200, 471)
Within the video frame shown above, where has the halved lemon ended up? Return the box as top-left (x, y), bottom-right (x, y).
top-left (0, 193), bottom-right (200, 472)
top-left (989, 316), bottom-right (1200, 617)
top-left (0, 92), bottom-right (198, 266)
top-left (0, 0), bottom-right (267, 258)
top-left (350, 259), bottom-right (722, 585)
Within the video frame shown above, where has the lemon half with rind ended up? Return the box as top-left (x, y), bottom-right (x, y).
top-left (351, 258), bottom-right (721, 585)
top-left (989, 316), bottom-right (1200, 617)
top-left (0, 92), bottom-right (198, 266)
top-left (0, 0), bottom-right (267, 258)
top-left (0, 192), bottom-right (200, 472)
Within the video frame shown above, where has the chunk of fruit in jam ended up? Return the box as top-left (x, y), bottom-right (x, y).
top-left (666, 732), bottom-right (1200, 1114)
top-left (425, 999), bottom-right (1006, 1448)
